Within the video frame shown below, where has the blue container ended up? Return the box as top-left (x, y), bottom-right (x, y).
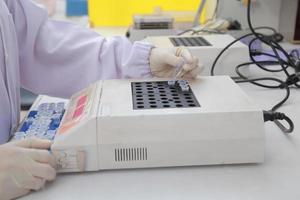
top-left (66, 0), bottom-right (88, 16)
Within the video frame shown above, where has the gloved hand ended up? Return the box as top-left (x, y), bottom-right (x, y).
top-left (0, 139), bottom-right (57, 200)
top-left (149, 47), bottom-right (204, 79)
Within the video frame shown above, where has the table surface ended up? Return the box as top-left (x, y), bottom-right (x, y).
top-left (20, 27), bottom-right (300, 199)
top-left (20, 71), bottom-right (300, 200)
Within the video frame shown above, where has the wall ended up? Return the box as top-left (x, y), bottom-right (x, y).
top-left (217, 0), bottom-right (282, 30)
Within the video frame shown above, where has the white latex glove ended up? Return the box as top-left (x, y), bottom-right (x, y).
top-left (0, 139), bottom-right (57, 200)
top-left (149, 47), bottom-right (204, 79)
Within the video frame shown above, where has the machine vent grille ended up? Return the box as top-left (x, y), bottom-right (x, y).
top-left (115, 148), bottom-right (148, 162)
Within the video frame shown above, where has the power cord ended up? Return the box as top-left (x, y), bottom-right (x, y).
top-left (210, 0), bottom-right (300, 134)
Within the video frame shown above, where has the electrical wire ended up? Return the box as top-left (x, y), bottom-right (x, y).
top-left (241, 0), bottom-right (298, 133)
top-left (210, 0), bottom-right (300, 133)
top-left (211, 33), bottom-right (254, 76)
top-left (248, 38), bottom-right (288, 73)
top-left (235, 62), bottom-right (294, 133)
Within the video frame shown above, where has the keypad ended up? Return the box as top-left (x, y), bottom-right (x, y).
top-left (13, 102), bottom-right (66, 141)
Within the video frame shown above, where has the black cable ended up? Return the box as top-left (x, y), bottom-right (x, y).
top-left (210, 25), bottom-right (284, 76)
top-left (252, 51), bottom-right (289, 66)
top-left (235, 62), bottom-right (294, 133)
top-left (247, 1), bottom-right (296, 72)
top-left (236, 65), bottom-right (291, 111)
top-left (264, 111), bottom-right (294, 133)
top-left (248, 39), bottom-right (287, 73)
top-left (210, 33), bottom-right (254, 76)
top-left (209, 0), bottom-right (299, 133)
top-left (248, 38), bottom-right (290, 73)
top-left (235, 62), bottom-right (284, 89)
top-left (250, 1), bottom-right (298, 133)
top-left (253, 26), bottom-right (277, 33)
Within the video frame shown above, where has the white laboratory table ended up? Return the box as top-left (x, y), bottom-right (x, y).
top-left (21, 74), bottom-right (300, 200)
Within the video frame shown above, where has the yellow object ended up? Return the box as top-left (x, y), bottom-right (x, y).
top-left (88, 0), bottom-right (206, 27)
top-left (242, 0), bottom-right (257, 6)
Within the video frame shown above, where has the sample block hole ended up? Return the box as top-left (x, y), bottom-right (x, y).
top-left (132, 81), bottom-right (200, 110)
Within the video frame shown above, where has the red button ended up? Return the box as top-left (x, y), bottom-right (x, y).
top-left (73, 105), bottom-right (85, 119)
top-left (77, 95), bottom-right (87, 107)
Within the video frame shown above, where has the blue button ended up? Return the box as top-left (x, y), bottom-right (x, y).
top-left (20, 123), bottom-right (30, 132)
top-left (28, 111), bottom-right (38, 118)
top-left (48, 122), bottom-right (59, 130)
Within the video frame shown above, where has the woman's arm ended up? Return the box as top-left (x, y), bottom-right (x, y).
top-left (5, 0), bottom-right (153, 98)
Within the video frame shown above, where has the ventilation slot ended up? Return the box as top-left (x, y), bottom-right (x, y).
top-left (115, 148), bottom-right (148, 162)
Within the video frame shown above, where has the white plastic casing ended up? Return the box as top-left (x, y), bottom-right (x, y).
top-left (51, 76), bottom-right (265, 173)
top-left (144, 34), bottom-right (250, 76)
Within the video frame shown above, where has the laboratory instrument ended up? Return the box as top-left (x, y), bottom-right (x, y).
top-left (128, 14), bottom-right (176, 42)
top-left (13, 76), bottom-right (265, 173)
top-left (144, 34), bottom-right (249, 76)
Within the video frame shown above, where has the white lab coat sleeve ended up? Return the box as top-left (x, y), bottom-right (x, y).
top-left (4, 0), bottom-right (153, 98)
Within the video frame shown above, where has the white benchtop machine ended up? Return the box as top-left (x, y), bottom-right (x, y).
top-left (15, 76), bottom-right (265, 173)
